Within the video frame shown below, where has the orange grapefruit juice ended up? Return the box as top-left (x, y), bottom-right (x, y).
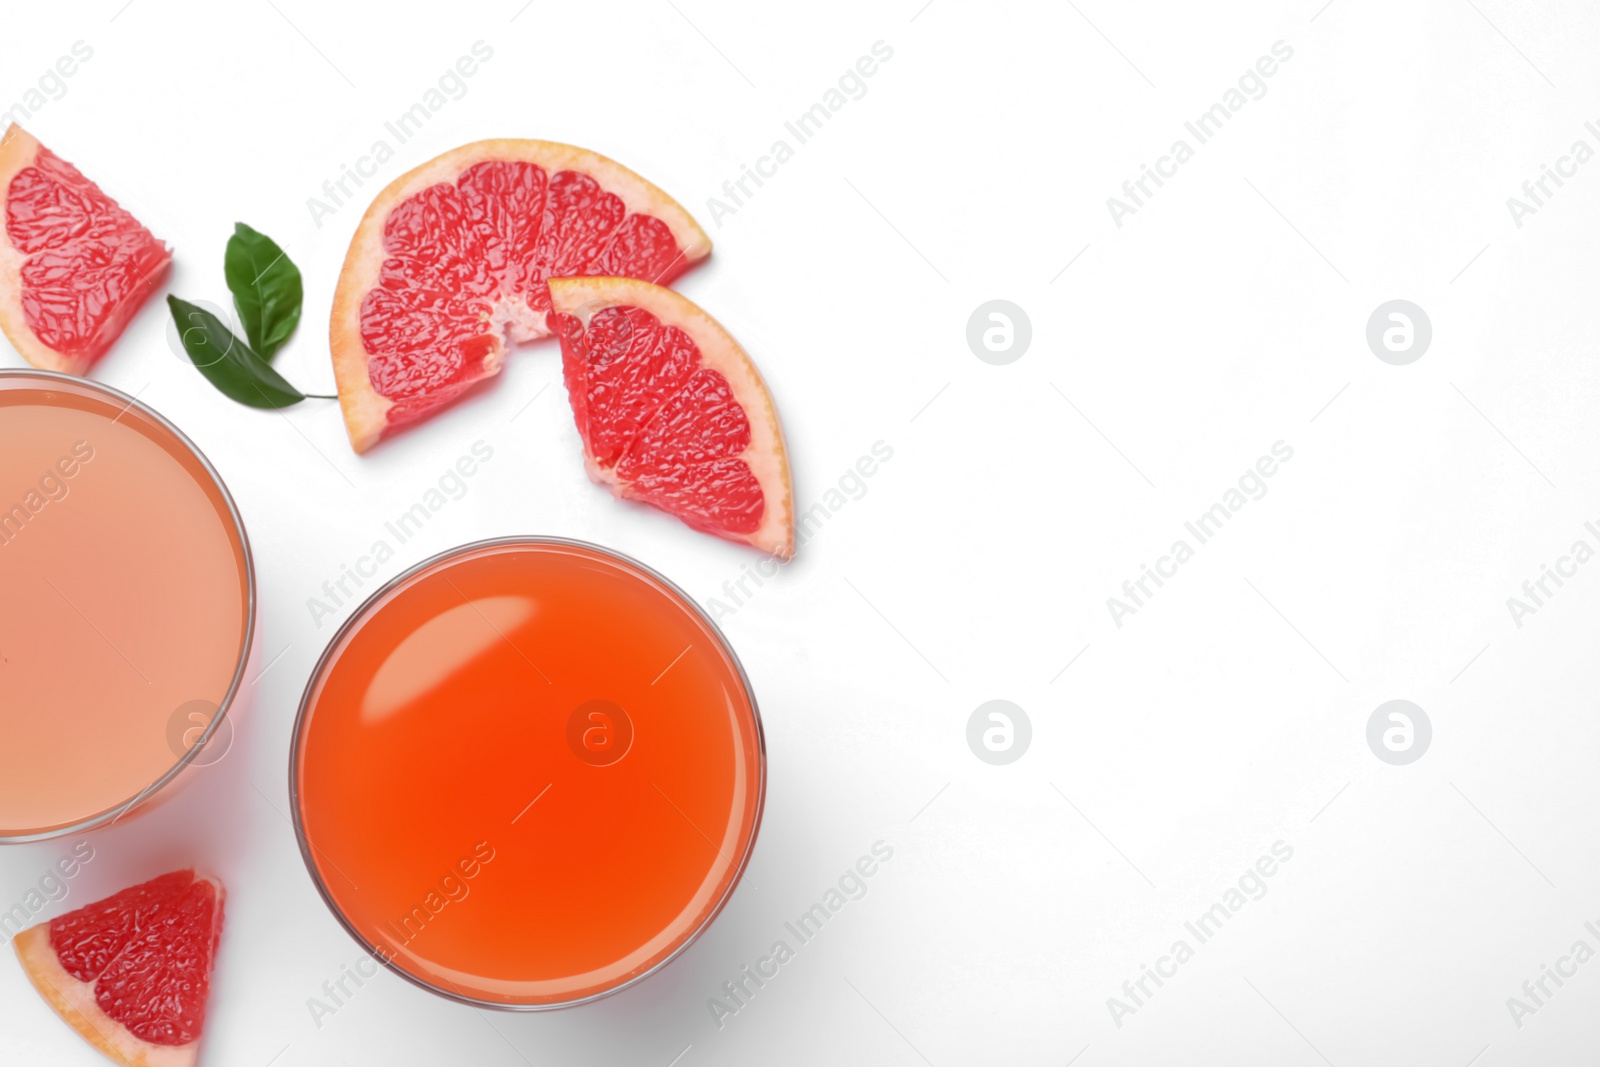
top-left (0, 371), bottom-right (252, 839)
top-left (292, 538), bottom-right (764, 1006)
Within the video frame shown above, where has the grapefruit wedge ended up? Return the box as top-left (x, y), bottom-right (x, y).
top-left (550, 277), bottom-right (793, 558)
top-left (14, 870), bottom-right (224, 1067)
top-left (0, 125), bottom-right (171, 375)
top-left (330, 139), bottom-right (711, 452)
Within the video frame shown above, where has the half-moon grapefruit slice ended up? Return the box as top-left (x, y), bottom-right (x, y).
top-left (549, 277), bottom-right (793, 558)
top-left (0, 125), bottom-right (172, 375)
top-left (13, 869), bottom-right (224, 1067)
top-left (330, 139), bottom-right (711, 452)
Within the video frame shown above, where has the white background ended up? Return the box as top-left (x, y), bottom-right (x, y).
top-left (3, 0), bottom-right (1600, 1064)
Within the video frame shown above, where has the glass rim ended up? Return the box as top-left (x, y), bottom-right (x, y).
top-left (0, 368), bottom-right (257, 844)
top-left (287, 534), bottom-right (768, 1011)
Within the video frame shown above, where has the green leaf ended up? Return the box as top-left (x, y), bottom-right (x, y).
top-left (224, 222), bottom-right (301, 361)
top-left (167, 296), bottom-right (307, 409)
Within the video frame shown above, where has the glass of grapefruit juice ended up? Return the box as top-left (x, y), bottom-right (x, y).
top-left (291, 537), bottom-right (764, 1007)
top-left (0, 370), bottom-right (254, 842)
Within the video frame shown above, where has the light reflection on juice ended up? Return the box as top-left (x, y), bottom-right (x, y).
top-left (0, 371), bottom-right (252, 839)
top-left (292, 539), bottom-right (764, 1006)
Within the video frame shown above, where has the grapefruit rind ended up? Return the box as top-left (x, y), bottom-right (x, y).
top-left (548, 277), bottom-right (794, 559)
top-left (12, 872), bottom-right (223, 1067)
top-left (0, 125), bottom-right (170, 376)
top-left (329, 139), bottom-right (713, 453)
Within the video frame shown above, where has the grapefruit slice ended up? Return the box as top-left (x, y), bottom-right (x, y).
top-left (549, 277), bottom-right (793, 558)
top-left (330, 139), bottom-right (711, 452)
top-left (0, 125), bottom-right (171, 375)
top-left (13, 869), bottom-right (224, 1067)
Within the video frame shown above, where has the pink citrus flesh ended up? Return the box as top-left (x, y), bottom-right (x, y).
top-left (13, 869), bottom-right (224, 1067)
top-left (549, 277), bottom-right (793, 558)
top-left (0, 126), bottom-right (171, 375)
top-left (330, 140), bottom-right (710, 452)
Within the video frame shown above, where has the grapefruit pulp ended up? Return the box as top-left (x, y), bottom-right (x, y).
top-left (550, 277), bottom-right (793, 558)
top-left (0, 125), bottom-right (171, 375)
top-left (330, 139), bottom-right (711, 452)
top-left (13, 869), bottom-right (224, 1067)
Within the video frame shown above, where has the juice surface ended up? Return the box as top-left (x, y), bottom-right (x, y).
top-left (294, 540), bottom-right (763, 1005)
top-left (0, 374), bottom-right (250, 836)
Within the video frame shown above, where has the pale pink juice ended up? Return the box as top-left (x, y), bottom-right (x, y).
top-left (0, 372), bottom-right (252, 839)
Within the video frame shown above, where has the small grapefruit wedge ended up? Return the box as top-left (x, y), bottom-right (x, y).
top-left (549, 277), bottom-right (793, 558)
top-left (13, 869), bottom-right (224, 1067)
top-left (0, 125), bottom-right (171, 375)
top-left (330, 139), bottom-right (711, 452)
